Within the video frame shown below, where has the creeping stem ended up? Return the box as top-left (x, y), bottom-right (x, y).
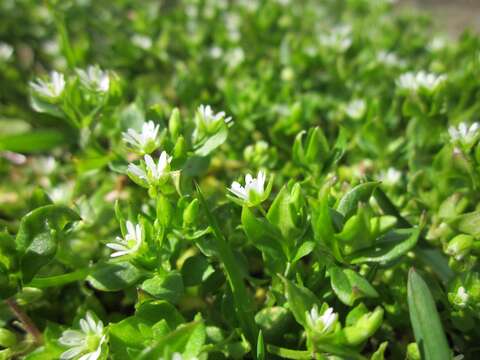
top-left (5, 298), bottom-right (43, 345)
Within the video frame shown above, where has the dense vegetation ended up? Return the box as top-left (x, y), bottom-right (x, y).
top-left (1, 0), bottom-right (480, 359)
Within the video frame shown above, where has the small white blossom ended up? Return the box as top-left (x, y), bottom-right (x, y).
top-left (448, 122), bottom-right (480, 146)
top-left (127, 152), bottom-right (172, 185)
top-left (225, 13), bottom-right (241, 42)
top-left (377, 51), bottom-right (405, 68)
top-left (344, 99), bottom-right (366, 120)
top-left (319, 25), bottom-right (352, 52)
top-left (106, 221), bottom-right (143, 258)
top-left (30, 71), bottom-right (65, 99)
top-left (59, 312), bottom-right (106, 360)
top-left (306, 305), bottom-right (338, 335)
top-left (196, 104), bottom-right (232, 128)
top-left (31, 156), bottom-right (57, 175)
top-left (209, 46), bottom-right (223, 59)
top-left (43, 39), bottom-right (60, 56)
top-left (132, 34), bottom-right (153, 50)
top-left (0, 42), bottom-right (13, 61)
top-left (379, 167), bottom-right (402, 186)
top-left (122, 121), bottom-right (160, 154)
top-left (76, 65), bottom-right (110, 93)
top-left (227, 47), bottom-right (245, 68)
top-left (429, 37), bottom-right (447, 52)
top-left (229, 171), bottom-right (268, 204)
top-left (397, 71), bottom-right (446, 92)
top-left (455, 286), bottom-right (469, 308)
top-left (165, 353), bottom-right (198, 360)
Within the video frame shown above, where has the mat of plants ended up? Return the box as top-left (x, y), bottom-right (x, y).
top-left (1, 0), bottom-right (480, 359)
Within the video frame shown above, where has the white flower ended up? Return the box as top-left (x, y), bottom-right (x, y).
top-left (306, 305), bottom-right (338, 335)
top-left (227, 47), bottom-right (245, 68)
top-left (122, 121), bottom-right (160, 154)
top-left (196, 104), bottom-right (232, 128)
top-left (106, 221), bottom-right (143, 258)
top-left (229, 171), bottom-right (268, 204)
top-left (76, 65), bottom-right (110, 93)
top-left (127, 152), bottom-right (172, 186)
top-left (379, 167), bottom-right (402, 186)
top-left (377, 51), bottom-right (405, 68)
top-left (454, 286), bottom-right (470, 308)
top-left (164, 353), bottom-right (198, 360)
top-left (319, 25), bottom-right (352, 52)
top-left (397, 72), bottom-right (417, 91)
top-left (30, 71), bottom-right (65, 99)
top-left (429, 37), bottom-right (447, 52)
top-left (132, 34), bottom-right (153, 50)
top-left (448, 122), bottom-right (480, 146)
top-left (59, 312), bottom-right (106, 360)
top-left (397, 71), bottom-right (446, 92)
top-left (209, 46), bottom-right (223, 59)
top-left (0, 42), bottom-right (13, 61)
top-left (31, 156), bottom-right (57, 175)
top-left (344, 99), bottom-right (366, 120)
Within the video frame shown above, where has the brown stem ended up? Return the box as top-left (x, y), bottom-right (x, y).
top-left (5, 298), bottom-right (43, 345)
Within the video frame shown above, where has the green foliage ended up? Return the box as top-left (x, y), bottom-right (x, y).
top-left (1, 0), bottom-right (480, 358)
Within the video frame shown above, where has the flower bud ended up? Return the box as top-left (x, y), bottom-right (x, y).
top-left (173, 135), bottom-right (187, 159)
top-left (343, 306), bottom-right (384, 346)
top-left (183, 199), bottom-right (199, 227)
top-left (445, 234), bottom-right (473, 261)
top-left (406, 342), bottom-right (421, 360)
top-left (169, 108), bottom-right (182, 140)
top-left (293, 127), bottom-right (329, 169)
top-left (448, 272), bottom-right (480, 311)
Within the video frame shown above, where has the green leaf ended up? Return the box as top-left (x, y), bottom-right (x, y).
top-left (280, 275), bottom-right (319, 328)
top-left (140, 270), bottom-right (184, 304)
top-left (448, 210), bottom-right (480, 237)
top-left (266, 184), bottom-right (303, 242)
top-left (30, 96), bottom-right (64, 119)
top-left (267, 345), bottom-right (312, 359)
top-left (337, 182), bottom-right (379, 219)
top-left (120, 103), bottom-right (145, 131)
top-left (196, 184), bottom-right (259, 357)
top-left (181, 255), bottom-right (215, 287)
top-left (292, 241), bottom-right (315, 264)
top-left (310, 187), bottom-right (343, 262)
top-left (257, 330), bottom-right (265, 360)
top-left (407, 269), bottom-right (451, 360)
top-left (241, 205), bottom-right (286, 272)
top-left (136, 300), bottom-right (185, 329)
top-left (348, 227), bottom-right (420, 264)
top-left (194, 127), bottom-right (228, 156)
top-left (255, 307), bottom-right (293, 343)
top-left (15, 205), bottom-right (80, 283)
top-left (136, 320), bottom-right (206, 360)
top-left (329, 266), bottom-right (378, 306)
top-left (371, 342), bottom-right (388, 360)
top-left (110, 316), bottom-right (151, 359)
top-left (0, 130), bottom-right (68, 153)
top-left (181, 156), bottom-right (211, 177)
top-left (87, 262), bottom-right (146, 291)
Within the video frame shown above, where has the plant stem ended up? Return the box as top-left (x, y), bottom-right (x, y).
top-left (256, 204), bottom-right (267, 217)
top-left (196, 184), bottom-right (259, 358)
top-left (5, 298), bottom-right (43, 345)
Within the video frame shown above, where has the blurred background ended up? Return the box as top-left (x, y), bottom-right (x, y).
top-left (398, 0), bottom-right (480, 36)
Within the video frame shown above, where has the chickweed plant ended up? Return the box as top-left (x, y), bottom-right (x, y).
top-left (1, 0), bottom-right (480, 359)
